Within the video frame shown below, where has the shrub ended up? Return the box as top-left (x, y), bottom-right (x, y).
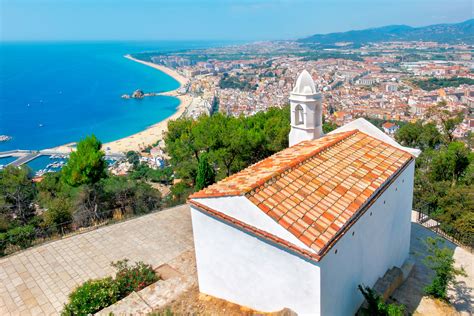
top-left (112, 259), bottom-right (158, 297)
top-left (61, 277), bottom-right (119, 316)
top-left (43, 198), bottom-right (73, 233)
top-left (358, 285), bottom-right (405, 316)
top-left (62, 259), bottom-right (158, 315)
top-left (0, 232), bottom-right (7, 256)
top-left (0, 214), bottom-right (11, 233)
top-left (7, 225), bottom-right (35, 249)
top-left (422, 237), bottom-right (466, 300)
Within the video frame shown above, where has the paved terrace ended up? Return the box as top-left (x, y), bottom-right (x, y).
top-left (0, 205), bottom-right (193, 315)
top-left (0, 205), bottom-right (472, 315)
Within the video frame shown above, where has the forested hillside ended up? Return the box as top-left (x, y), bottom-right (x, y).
top-left (300, 19), bottom-right (474, 45)
top-left (395, 107), bottom-right (473, 247)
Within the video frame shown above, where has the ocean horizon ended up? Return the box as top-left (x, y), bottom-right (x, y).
top-left (0, 41), bottom-right (217, 151)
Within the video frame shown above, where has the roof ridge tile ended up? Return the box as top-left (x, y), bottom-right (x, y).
top-left (190, 129), bottom-right (359, 199)
top-left (189, 129), bottom-right (414, 261)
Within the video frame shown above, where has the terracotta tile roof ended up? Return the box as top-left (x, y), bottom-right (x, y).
top-left (382, 122), bottom-right (396, 129)
top-left (189, 130), bottom-right (414, 260)
top-left (190, 130), bottom-right (358, 198)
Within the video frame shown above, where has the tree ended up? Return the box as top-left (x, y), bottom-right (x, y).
top-left (466, 131), bottom-right (474, 150)
top-left (129, 164), bottom-right (173, 184)
top-left (169, 182), bottom-right (194, 206)
top-left (61, 135), bottom-right (107, 187)
top-left (132, 181), bottom-right (162, 214)
top-left (73, 184), bottom-right (105, 228)
top-left (428, 101), bottom-right (463, 144)
top-left (126, 151), bottom-right (140, 167)
top-left (430, 142), bottom-right (472, 185)
top-left (195, 153), bottom-right (215, 191)
top-left (323, 121), bottom-right (338, 134)
top-left (101, 177), bottom-right (161, 216)
top-left (164, 106), bottom-right (290, 189)
top-left (395, 121), bottom-right (441, 150)
top-left (418, 122), bottom-right (442, 150)
top-left (36, 172), bottom-right (71, 208)
top-left (0, 166), bottom-right (37, 224)
top-left (453, 212), bottom-right (474, 247)
top-left (165, 117), bottom-right (201, 182)
top-left (422, 237), bottom-right (466, 300)
top-left (43, 198), bottom-right (73, 233)
top-left (434, 184), bottom-right (474, 247)
top-left (412, 77), bottom-right (474, 91)
top-left (395, 121), bottom-right (423, 148)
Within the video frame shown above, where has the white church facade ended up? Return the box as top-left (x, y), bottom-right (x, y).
top-left (189, 71), bottom-right (419, 315)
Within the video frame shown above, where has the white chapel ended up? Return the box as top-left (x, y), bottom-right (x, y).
top-left (189, 70), bottom-right (420, 315)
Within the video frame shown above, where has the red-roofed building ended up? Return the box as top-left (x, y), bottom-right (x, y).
top-left (382, 122), bottom-right (399, 135)
top-left (189, 71), bottom-right (417, 315)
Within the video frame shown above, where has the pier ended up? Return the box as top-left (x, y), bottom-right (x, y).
top-left (9, 152), bottom-right (42, 167)
top-left (0, 149), bottom-right (125, 168)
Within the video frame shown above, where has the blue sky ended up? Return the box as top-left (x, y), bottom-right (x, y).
top-left (1, 0), bottom-right (472, 41)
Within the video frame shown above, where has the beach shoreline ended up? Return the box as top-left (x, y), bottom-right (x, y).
top-left (101, 55), bottom-right (191, 153)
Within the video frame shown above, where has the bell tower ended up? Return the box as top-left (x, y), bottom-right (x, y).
top-left (289, 70), bottom-right (323, 147)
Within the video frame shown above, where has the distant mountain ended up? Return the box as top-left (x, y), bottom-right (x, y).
top-left (299, 19), bottom-right (474, 45)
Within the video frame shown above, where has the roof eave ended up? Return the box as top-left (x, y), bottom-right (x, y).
top-left (188, 199), bottom-right (322, 263)
top-left (189, 155), bottom-right (415, 263)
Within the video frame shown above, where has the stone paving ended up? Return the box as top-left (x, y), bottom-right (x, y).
top-left (1, 205), bottom-right (472, 316)
top-left (0, 205), bottom-right (193, 316)
top-left (392, 222), bottom-right (473, 315)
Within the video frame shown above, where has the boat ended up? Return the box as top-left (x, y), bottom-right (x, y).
top-left (0, 135), bottom-right (12, 142)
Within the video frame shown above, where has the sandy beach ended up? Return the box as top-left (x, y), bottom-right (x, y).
top-left (102, 55), bottom-right (191, 153)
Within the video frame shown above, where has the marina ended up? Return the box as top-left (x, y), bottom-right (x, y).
top-left (0, 156), bottom-right (17, 169)
top-left (0, 149), bottom-right (124, 177)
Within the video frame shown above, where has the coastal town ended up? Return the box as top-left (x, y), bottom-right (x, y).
top-left (1, 6), bottom-right (473, 314)
top-left (2, 40), bottom-right (473, 178)
top-left (93, 39), bottom-right (473, 175)
top-left (135, 40), bottom-right (473, 135)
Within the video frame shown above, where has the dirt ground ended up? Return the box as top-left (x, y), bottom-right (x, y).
top-left (153, 285), bottom-right (296, 316)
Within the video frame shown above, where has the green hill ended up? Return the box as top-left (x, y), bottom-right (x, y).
top-left (300, 19), bottom-right (474, 45)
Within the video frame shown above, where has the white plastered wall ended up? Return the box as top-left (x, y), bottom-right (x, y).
top-left (193, 196), bottom-right (315, 252)
top-left (190, 161), bottom-right (414, 316)
top-left (191, 207), bottom-right (322, 315)
top-left (318, 160), bottom-right (415, 316)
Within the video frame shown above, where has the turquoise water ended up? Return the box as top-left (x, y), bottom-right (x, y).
top-left (0, 156), bottom-right (16, 167)
top-left (26, 155), bottom-right (118, 173)
top-left (26, 155), bottom-right (64, 172)
top-left (0, 41), bottom-right (215, 151)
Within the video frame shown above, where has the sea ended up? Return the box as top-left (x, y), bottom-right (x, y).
top-left (0, 41), bottom-right (218, 152)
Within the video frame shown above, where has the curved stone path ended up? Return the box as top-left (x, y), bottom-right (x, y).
top-left (0, 205), bottom-right (193, 315)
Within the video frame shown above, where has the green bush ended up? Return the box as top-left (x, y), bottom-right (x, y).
top-left (43, 198), bottom-right (73, 233)
top-left (61, 277), bottom-right (119, 316)
top-left (358, 285), bottom-right (405, 316)
top-left (62, 259), bottom-right (158, 315)
top-left (0, 232), bottom-right (7, 256)
top-left (112, 259), bottom-right (158, 297)
top-left (7, 225), bottom-right (35, 249)
top-left (423, 237), bottom-right (466, 300)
